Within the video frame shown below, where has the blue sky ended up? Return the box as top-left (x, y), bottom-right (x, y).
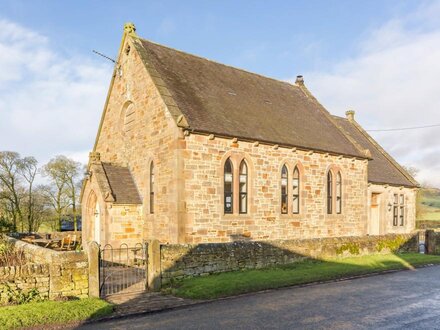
top-left (0, 0), bottom-right (439, 186)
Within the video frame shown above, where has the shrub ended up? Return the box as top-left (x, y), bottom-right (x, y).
top-left (1, 284), bottom-right (43, 305)
top-left (0, 236), bottom-right (27, 266)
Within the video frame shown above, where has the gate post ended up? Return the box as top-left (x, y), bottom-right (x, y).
top-left (147, 239), bottom-right (161, 291)
top-left (88, 242), bottom-right (100, 298)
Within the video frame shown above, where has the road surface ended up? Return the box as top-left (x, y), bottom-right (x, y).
top-left (80, 265), bottom-right (440, 329)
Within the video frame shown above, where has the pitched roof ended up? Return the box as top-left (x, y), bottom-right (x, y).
top-left (101, 163), bottom-right (142, 204)
top-left (134, 38), bottom-right (366, 158)
top-left (332, 116), bottom-right (418, 187)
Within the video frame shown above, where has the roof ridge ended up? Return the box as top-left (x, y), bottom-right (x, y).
top-left (347, 118), bottom-right (419, 187)
top-left (135, 36), bottom-right (299, 90)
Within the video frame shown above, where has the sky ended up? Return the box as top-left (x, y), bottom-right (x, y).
top-left (0, 0), bottom-right (439, 187)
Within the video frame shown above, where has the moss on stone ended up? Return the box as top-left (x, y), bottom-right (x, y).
top-left (375, 235), bottom-right (408, 253)
top-left (335, 243), bottom-right (360, 255)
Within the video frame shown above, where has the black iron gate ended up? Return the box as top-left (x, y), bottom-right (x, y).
top-left (99, 243), bottom-right (148, 297)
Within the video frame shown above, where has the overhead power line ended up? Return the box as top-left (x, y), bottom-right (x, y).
top-left (367, 123), bottom-right (440, 132)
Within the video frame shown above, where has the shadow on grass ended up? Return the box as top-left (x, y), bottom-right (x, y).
top-left (77, 233), bottom-right (440, 326)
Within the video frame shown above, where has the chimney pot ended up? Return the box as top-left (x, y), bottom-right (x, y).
top-left (295, 75), bottom-right (304, 86)
top-left (346, 110), bottom-right (355, 122)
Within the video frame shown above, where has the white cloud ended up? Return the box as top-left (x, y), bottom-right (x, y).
top-left (0, 19), bottom-right (111, 170)
top-left (298, 3), bottom-right (440, 188)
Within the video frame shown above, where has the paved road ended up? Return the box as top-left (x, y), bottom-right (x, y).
top-left (80, 266), bottom-right (440, 330)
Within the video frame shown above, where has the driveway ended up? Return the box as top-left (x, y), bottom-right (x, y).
top-left (80, 265), bottom-right (440, 329)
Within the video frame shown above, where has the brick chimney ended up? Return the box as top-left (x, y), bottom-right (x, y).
top-left (346, 110), bottom-right (355, 122)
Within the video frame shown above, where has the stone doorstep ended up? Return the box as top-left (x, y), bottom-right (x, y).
top-left (81, 263), bottom-right (439, 326)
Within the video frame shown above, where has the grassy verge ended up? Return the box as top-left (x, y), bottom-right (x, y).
top-left (0, 298), bottom-right (113, 330)
top-left (170, 253), bottom-right (440, 300)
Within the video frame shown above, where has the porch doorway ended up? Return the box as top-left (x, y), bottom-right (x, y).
top-left (370, 193), bottom-right (381, 235)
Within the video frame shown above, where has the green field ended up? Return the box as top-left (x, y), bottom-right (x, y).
top-left (418, 188), bottom-right (440, 221)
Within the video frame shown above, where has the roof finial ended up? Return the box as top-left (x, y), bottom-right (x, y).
top-left (124, 22), bottom-right (137, 35)
top-left (346, 110), bottom-right (355, 122)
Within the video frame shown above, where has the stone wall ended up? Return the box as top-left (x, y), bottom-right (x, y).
top-left (367, 184), bottom-right (417, 235)
top-left (82, 35), bottom-right (182, 246)
top-left (1, 237), bottom-right (89, 303)
top-left (426, 230), bottom-right (440, 254)
top-left (417, 220), bottom-right (440, 230)
top-left (182, 133), bottom-right (369, 243)
top-left (160, 233), bottom-right (419, 285)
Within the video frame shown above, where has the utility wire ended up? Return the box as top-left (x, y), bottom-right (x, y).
top-left (367, 123), bottom-right (440, 132)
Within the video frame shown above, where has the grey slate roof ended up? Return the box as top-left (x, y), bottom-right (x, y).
top-left (101, 163), bottom-right (142, 204)
top-left (136, 38), bottom-right (366, 158)
top-left (333, 116), bottom-right (418, 187)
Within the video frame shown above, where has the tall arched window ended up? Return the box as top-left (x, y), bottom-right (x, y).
top-left (292, 166), bottom-right (300, 214)
top-left (239, 160), bottom-right (248, 214)
top-left (281, 165), bottom-right (288, 214)
top-left (327, 171), bottom-right (333, 214)
top-left (336, 172), bottom-right (342, 214)
top-left (224, 158), bottom-right (233, 214)
top-left (150, 162), bottom-right (155, 214)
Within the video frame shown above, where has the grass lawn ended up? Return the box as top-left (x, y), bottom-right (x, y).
top-left (0, 298), bottom-right (113, 330)
top-left (171, 253), bottom-right (440, 300)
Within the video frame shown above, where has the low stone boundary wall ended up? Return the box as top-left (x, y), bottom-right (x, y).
top-left (426, 230), bottom-right (440, 254)
top-left (417, 220), bottom-right (440, 230)
top-left (159, 233), bottom-right (419, 285)
top-left (1, 236), bottom-right (89, 303)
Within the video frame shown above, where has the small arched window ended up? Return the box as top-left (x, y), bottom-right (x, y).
top-left (123, 102), bottom-right (136, 134)
top-left (224, 158), bottom-right (233, 214)
top-left (327, 171), bottom-right (333, 214)
top-left (336, 172), bottom-right (342, 214)
top-left (239, 160), bottom-right (248, 214)
top-left (292, 166), bottom-right (300, 214)
top-left (281, 165), bottom-right (288, 214)
top-left (150, 162), bottom-right (155, 214)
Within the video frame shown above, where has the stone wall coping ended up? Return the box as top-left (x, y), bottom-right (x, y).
top-left (161, 233), bottom-right (419, 251)
top-left (5, 236), bottom-right (87, 264)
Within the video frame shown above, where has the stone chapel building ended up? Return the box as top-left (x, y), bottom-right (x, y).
top-left (81, 23), bottom-right (419, 247)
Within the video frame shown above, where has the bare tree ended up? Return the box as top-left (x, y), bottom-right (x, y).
top-left (0, 152), bottom-right (24, 231)
top-left (19, 157), bottom-right (39, 232)
top-left (42, 156), bottom-right (82, 231)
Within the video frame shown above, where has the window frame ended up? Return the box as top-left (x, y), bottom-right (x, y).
top-left (149, 161), bottom-right (154, 214)
top-left (327, 171), bottom-right (333, 214)
top-left (393, 194), bottom-right (398, 226)
top-left (399, 194), bottom-right (405, 226)
top-left (239, 160), bottom-right (248, 214)
top-left (281, 165), bottom-right (288, 214)
top-left (292, 166), bottom-right (300, 214)
top-left (336, 172), bottom-right (342, 214)
top-left (224, 158), bottom-right (234, 214)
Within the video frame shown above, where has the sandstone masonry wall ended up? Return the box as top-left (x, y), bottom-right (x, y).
top-left (160, 233), bottom-right (419, 285)
top-left (0, 237), bottom-right (89, 303)
top-left (367, 184), bottom-right (417, 235)
top-left (84, 36), bottom-right (182, 245)
top-left (182, 133), bottom-right (369, 243)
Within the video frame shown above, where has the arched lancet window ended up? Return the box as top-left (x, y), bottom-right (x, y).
top-left (122, 102), bottom-right (135, 135)
top-left (336, 172), bottom-right (342, 214)
top-left (327, 171), bottom-right (333, 214)
top-left (292, 166), bottom-right (300, 214)
top-left (281, 165), bottom-right (288, 214)
top-left (239, 160), bottom-right (248, 214)
top-left (224, 158), bottom-right (233, 214)
top-left (150, 162), bottom-right (155, 214)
